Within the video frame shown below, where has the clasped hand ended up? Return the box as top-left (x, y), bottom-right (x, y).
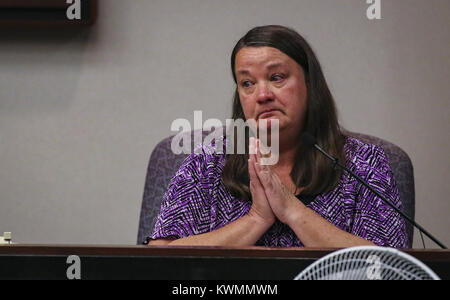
top-left (247, 137), bottom-right (302, 226)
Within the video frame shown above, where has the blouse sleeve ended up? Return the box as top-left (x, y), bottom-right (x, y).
top-left (149, 146), bottom-right (214, 240)
top-left (350, 145), bottom-right (409, 248)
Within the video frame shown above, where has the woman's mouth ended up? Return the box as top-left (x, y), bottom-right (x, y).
top-left (258, 109), bottom-right (281, 119)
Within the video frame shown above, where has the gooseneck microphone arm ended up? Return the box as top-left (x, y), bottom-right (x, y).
top-left (301, 133), bottom-right (447, 249)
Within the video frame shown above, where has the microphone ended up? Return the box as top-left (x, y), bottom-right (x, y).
top-left (301, 132), bottom-right (447, 249)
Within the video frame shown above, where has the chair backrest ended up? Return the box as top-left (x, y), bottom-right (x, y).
top-left (137, 130), bottom-right (211, 245)
top-left (137, 130), bottom-right (415, 247)
top-left (345, 132), bottom-right (415, 247)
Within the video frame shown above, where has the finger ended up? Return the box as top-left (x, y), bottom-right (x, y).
top-left (254, 147), bottom-right (272, 176)
top-left (249, 137), bottom-right (257, 160)
top-left (254, 161), bottom-right (273, 191)
top-left (256, 138), bottom-right (261, 164)
top-left (253, 140), bottom-right (275, 188)
top-left (256, 139), bottom-right (271, 162)
top-left (248, 159), bottom-right (265, 194)
top-left (261, 167), bottom-right (287, 202)
top-left (249, 138), bottom-right (259, 170)
top-left (248, 157), bottom-right (256, 179)
top-left (251, 137), bottom-right (257, 162)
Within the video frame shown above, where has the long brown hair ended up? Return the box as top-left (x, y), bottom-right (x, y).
top-left (222, 25), bottom-right (345, 201)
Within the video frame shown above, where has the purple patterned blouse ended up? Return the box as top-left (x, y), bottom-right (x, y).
top-left (150, 136), bottom-right (408, 248)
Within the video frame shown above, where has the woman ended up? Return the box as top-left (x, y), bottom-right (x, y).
top-left (148, 25), bottom-right (408, 248)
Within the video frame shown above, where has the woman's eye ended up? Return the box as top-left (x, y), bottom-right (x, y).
top-left (271, 74), bottom-right (284, 82)
top-left (242, 81), bottom-right (252, 88)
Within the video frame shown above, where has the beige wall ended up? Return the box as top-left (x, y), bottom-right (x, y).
top-left (0, 0), bottom-right (449, 248)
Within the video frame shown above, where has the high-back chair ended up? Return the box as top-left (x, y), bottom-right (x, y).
top-left (137, 130), bottom-right (415, 248)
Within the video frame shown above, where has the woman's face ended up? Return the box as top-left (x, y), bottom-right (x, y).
top-left (235, 46), bottom-right (307, 138)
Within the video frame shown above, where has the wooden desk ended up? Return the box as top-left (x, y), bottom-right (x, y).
top-left (0, 245), bottom-right (449, 280)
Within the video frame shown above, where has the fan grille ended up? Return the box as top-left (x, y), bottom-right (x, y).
top-left (295, 246), bottom-right (439, 280)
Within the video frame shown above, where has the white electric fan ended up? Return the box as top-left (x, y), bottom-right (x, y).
top-left (294, 246), bottom-right (440, 280)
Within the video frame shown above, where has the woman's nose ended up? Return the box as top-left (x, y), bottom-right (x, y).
top-left (255, 82), bottom-right (275, 103)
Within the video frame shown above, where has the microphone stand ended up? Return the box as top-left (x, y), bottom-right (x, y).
top-left (312, 143), bottom-right (447, 250)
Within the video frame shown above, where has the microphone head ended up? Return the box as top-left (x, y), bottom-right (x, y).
top-left (301, 132), bottom-right (317, 147)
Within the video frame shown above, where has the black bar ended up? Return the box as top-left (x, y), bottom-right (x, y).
top-left (0, 245), bottom-right (449, 280)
